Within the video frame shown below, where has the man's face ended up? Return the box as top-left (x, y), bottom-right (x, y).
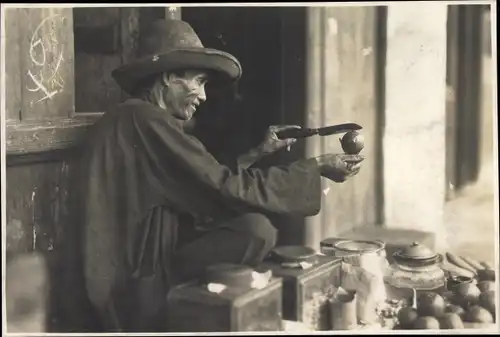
top-left (163, 70), bottom-right (208, 121)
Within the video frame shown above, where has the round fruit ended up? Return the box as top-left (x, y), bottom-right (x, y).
top-left (453, 283), bottom-right (481, 307)
top-left (340, 131), bottom-right (365, 155)
top-left (439, 312), bottom-right (465, 329)
top-left (416, 292), bottom-right (446, 318)
top-left (477, 281), bottom-right (496, 293)
top-left (413, 316), bottom-right (441, 330)
top-left (478, 290), bottom-right (496, 317)
top-left (445, 304), bottom-right (466, 319)
top-left (464, 305), bottom-right (494, 323)
top-left (397, 306), bottom-right (418, 329)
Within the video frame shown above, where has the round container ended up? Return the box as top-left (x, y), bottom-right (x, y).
top-left (205, 263), bottom-right (254, 289)
top-left (329, 291), bottom-right (357, 330)
top-left (320, 239), bottom-right (388, 275)
top-left (447, 275), bottom-right (474, 291)
top-left (268, 245), bottom-right (318, 268)
top-left (386, 242), bottom-right (446, 292)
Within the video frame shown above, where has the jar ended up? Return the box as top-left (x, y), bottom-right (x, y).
top-left (320, 239), bottom-right (389, 279)
top-left (385, 242), bottom-right (446, 308)
top-left (320, 239), bottom-right (390, 324)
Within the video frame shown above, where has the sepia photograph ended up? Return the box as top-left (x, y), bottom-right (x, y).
top-left (1, 1), bottom-right (497, 334)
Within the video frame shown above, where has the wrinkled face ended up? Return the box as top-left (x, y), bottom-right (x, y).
top-left (163, 70), bottom-right (208, 121)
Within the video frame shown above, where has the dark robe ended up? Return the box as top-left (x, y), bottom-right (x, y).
top-left (76, 98), bottom-right (322, 331)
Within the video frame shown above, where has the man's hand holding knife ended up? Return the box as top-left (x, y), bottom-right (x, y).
top-left (264, 122), bottom-right (365, 183)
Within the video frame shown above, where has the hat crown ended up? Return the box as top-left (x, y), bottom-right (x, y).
top-left (138, 19), bottom-right (204, 58)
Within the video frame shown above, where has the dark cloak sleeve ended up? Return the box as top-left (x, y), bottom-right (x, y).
top-left (130, 103), bottom-right (323, 219)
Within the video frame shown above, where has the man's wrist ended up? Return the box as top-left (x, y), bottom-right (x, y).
top-left (314, 155), bottom-right (326, 175)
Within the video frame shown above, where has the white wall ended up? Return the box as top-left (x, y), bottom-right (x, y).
top-left (383, 3), bottom-right (448, 250)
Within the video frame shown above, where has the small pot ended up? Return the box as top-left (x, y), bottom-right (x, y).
top-left (447, 275), bottom-right (474, 291)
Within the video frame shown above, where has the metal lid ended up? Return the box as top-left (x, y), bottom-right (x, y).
top-left (332, 239), bottom-right (385, 253)
top-left (205, 263), bottom-right (253, 288)
top-left (395, 242), bottom-right (437, 260)
top-left (270, 245), bottom-right (316, 263)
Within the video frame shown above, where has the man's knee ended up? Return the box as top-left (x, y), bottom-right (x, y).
top-left (230, 213), bottom-right (277, 248)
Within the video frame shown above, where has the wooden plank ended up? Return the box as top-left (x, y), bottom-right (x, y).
top-left (5, 115), bottom-right (100, 155)
top-left (166, 6), bottom-right (182, 20)
top-left (455, 5), bottom-right (483, 189)
top-left (373, 6), bottom-right (387, 223)
top-left (5, 158), bottom-right (81, 331)
top-left (73, 7), bottom-right (122, 113)
top-left (4, 8), bottom-right (22, 122)
top-left (275, 7), bottom-right (308, 246)
top-left (17, 8), bottom-right (75, 120)
top-left (308, 7), bottom-right (379, 241)
top-left (6, 160), bottom-right (70, 254)
top-left (119, 7), bottom-right (140, 101)
top-left (74, 24), bottom-right (120, 55)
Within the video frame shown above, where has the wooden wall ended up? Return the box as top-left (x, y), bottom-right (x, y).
top-left (4, 7), bottom-right (171, 332)
top-left (302, 7), bottom-right (383, 249)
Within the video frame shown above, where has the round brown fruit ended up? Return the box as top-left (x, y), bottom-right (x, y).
top-left (453, 283), bottom-right (481, 307)
top-left (413, 316), bottom-right (441, 330)
top-left (416, 292), bottom-right (446, 318)
top-left (445, 304), bottom-right (466, 319)
top-left (397, 306), bottom-right (419, 329)
top-left (477, 281), bottom-right (496, 293)
top-left (478, 290), bottom-right (496, 318)
top-left (464, 305), bottom-right (494, 323)
top-left (341, 131), bottom-right (365, 155)
top-left (439, 312), bottom-right (465, 329)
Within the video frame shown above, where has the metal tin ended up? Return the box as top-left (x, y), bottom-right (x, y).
top-left (166, 277), bottom-right (283, 332)
top-left (320, 239), bottom-right (387, 271)
top-left (259, 246), bottom-right (342, 331)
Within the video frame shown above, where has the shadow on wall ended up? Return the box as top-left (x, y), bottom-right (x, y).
top-left (5, 252), bottom-right (48, 333)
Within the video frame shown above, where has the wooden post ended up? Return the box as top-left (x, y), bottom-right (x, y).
top-left (455, 5), bottom-right (484, 190)
top-left (303, 7), bottom-right (379, 250)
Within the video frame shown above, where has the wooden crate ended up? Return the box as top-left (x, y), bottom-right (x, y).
top-left (166, 277), bottom-right (283, 332)
top-left (259, 255), bottom-right (342, 331)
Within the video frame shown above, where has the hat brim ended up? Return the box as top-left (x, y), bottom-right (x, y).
top-left (112, 48), bottom-right (242, 94)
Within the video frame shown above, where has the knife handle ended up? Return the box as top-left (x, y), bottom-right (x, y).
top-left (276, 128), bottom-right (318, 139)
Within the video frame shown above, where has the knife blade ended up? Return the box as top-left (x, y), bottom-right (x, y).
top-left (276, 123), bottom-right (362, 139)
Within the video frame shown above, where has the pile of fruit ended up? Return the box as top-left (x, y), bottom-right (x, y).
top-left (395, 253), bottom-right (496, 330)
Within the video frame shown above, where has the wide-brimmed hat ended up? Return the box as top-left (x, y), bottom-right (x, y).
top-left (112, 19), bottom-right (242, 94)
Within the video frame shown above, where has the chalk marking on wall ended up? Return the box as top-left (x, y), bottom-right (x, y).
top-left (26, 14), bottom-right (66, 103)
top-left (27, 70), bottom-right (59, 103)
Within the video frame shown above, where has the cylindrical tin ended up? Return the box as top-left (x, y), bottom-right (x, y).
top-left (329, 291), bottom-right (357, 330)
top-left (320, 239), bottom-right (388, 277)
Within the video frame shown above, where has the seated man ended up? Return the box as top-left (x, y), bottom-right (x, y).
top-left (76, 19), bottom-right (364, 332)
